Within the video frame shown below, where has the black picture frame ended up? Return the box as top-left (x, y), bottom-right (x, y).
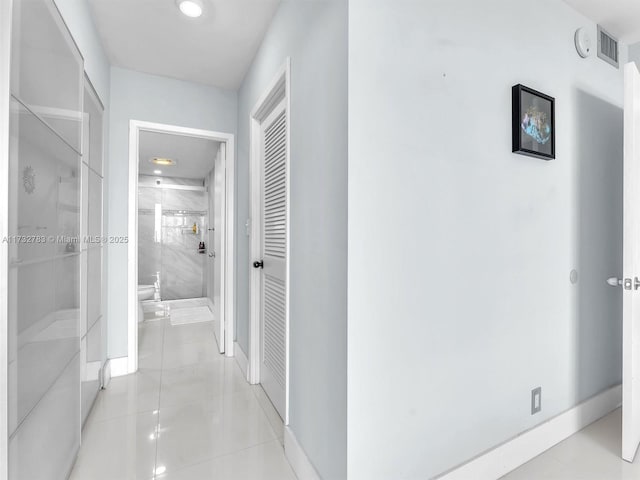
top-left (512, 84), bottom-right (555, 160)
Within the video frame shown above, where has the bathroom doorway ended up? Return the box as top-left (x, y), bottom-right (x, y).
top-left (125, 121), bottom-right (235, 375)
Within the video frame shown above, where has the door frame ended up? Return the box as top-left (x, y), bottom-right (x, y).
top-left (0, 0), bottom-right (12, 478)
top-left (248, 58), bottom-right (291, 424)
top-left (127, 120), bottom-right (235, 374)
top-left (207, 144), bottom-right (226, 354)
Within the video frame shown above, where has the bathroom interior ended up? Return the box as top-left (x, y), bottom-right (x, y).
top-left (137, 130), bottom-right (222, 344)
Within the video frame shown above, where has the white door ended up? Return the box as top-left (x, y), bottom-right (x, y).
top-left (206, 164), bottom-right (222, 352)
top-left (255, 99), bottom-right (288, 419)
top-left (207, 172), bottom-right (214, 302)
top-left (623, 61), bottom-right (640, 462)
top-left (212, 145), bottom-right (226, 354)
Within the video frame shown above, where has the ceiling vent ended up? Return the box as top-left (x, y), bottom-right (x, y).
top-left (597, 25), bottom-right (619, 68)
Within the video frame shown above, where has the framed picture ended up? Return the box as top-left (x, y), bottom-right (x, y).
top-left (512, 84), bottom-right (555, 160)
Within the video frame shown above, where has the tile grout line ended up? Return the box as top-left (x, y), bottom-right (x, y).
top-left (151, 314), bottom-right (167, 479)
top-left (165, 438), bottom-right (281, 476)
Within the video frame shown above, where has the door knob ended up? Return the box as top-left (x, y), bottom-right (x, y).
top-left (209, 252), bottom-right (215, 258)
top-left (253, 260), bottom-right (264, 269)
top-left (607, 277), bottom-right (623, 287)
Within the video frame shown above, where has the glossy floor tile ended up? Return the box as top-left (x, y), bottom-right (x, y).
top-left (70, 300), bottom-right (294, 480)
top-left (502, 408), bottom-right (640, 480)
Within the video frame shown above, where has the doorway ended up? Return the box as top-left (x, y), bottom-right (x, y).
top-left (249, 60), bottom-right (291, 423)
top-left (127, 121), bottom-right (235, 374)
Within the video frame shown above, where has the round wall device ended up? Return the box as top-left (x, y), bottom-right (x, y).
top-left (575, 27), bottom-right (592, 58)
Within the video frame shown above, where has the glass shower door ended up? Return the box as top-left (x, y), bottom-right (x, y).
top-left (137, 183), bottom-right (162, 297)
top-left (160, 183), bottom-right (207, 300)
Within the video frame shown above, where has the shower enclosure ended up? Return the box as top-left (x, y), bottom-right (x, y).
top-left (138, 176), bottom-right (208, 301)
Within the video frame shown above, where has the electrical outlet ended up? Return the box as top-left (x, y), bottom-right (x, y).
top-left (531, 387), bottom-right (542, 415)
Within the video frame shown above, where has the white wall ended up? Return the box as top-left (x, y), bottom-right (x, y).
top-left (107, 67), bottom-right (237, 358)
top-left (629, 42), bottom-right (640, 64)
top-left (237, 1), bottom-right (347, 478)
top-left (53, 0), bottom-right (110, 103)
top-left (348, 1), bottom-right (626, 478)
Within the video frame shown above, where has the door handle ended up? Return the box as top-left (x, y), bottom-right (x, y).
top-left (607, 277), bottom-right (623, 287)
top-left (253, 260), bottom-right (264, 269)
top-left (209, 252), bottom-right (215, 258)
top-left (607, 277), bottom-right (640, 290)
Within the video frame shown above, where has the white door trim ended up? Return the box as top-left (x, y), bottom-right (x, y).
top-left (0, 1), bottom-right (12, 478)
top-left (127, 120), bottom-right (236, 374)
top-left (248, 58), bottom-right (291, 424)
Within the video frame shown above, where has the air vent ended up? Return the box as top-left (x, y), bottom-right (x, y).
top-left (597, 25), bottom-right (619, 68)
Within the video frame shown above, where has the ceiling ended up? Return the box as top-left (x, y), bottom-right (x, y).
top-left (88, 0), bottom-right (281, 89)
top-left (138, 130), bottom-right (220, 179)
top-left (563, 0), bottom-right (640, 44)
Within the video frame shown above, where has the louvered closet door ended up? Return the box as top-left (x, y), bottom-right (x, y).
top-left (260, 99), bottom-right (287, 419)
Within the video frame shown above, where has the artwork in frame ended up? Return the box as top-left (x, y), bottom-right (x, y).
top-left (512, 84), bottom-right (555, 160)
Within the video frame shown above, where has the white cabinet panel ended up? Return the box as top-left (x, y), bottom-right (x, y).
top-left (80, 78), bottom-right (105, 429)
top-left (8, 2), bottom-right (83, 476)
top-left (10, 0), bottom-right (83, 152)
top-left (7, 256), bottom-right (80, 435)
top-left (81, 318), bottom-right (102, 424)
top-left (87, 247), bottom-right (102, 329)
top-left (9, 353), bottom-right (80, 480)
top-left (8, 98), bottom-right (80, 263)
top-left (88, 169), bottom-right (102, 239)
top-left (83, 83), bottom-right (104, 175)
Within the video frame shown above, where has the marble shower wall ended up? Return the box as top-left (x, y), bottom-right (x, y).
top-left (138, 176), bottom-right (208, 300)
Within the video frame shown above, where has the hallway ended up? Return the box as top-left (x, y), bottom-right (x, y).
top-left (69, 303), bottom-right (296, 480)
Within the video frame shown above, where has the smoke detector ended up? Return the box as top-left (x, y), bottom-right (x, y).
top-left (575, 27), bottom-right (592, 58)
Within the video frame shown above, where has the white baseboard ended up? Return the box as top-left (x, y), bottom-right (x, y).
top-left (437, 384), bottom-right (622, 480)
top-left (234, 342), bottom-right (248, 379)
top-left (284, 426), bottom-right (321, 480)
top-left (101, 359), bottom-right (111, 389)
top-left (109, 357), bottom-right (129, 378)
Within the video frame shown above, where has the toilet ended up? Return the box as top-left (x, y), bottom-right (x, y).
top-left (138, 284), bottom-right (156, 322)
top-left (138, 284), bottom-right (155, 301)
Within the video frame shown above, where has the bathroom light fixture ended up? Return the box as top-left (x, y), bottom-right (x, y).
top-left (153, 169), bottom-right (162, 174)
top-left (149, 157), bottom-right (176, 166)
top-left (176, 0), bottom-right (203, 18)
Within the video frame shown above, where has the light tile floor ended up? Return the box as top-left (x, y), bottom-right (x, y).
top-left (502, 408), bottom-right (640, 479)
top-left (70, 300), bottom-right (296, 480)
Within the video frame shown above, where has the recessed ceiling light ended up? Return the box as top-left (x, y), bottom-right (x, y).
top-left (176, 0), bottom-right (203, 18)
top-left (153, 169), bottom-right (162, 174)
top-left (149, 157), bottom-right (176, 166)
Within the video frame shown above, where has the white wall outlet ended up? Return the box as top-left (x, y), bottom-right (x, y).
top-left (531, 387), bottom-right (542, 414)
